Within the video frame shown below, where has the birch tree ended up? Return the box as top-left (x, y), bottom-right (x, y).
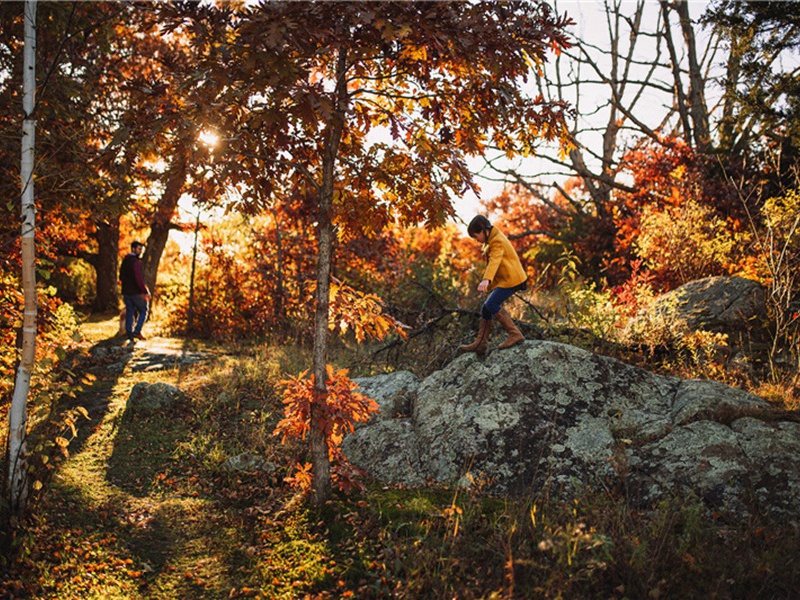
top-left (7, 0), bottom-right (36, 517)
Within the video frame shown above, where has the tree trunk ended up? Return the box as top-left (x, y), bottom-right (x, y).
top-left (310, 46), bottom-right (348, 506)
top-left (187, 211), bottom-right (201, 332)
top-left (660, 0), bottom-right (694, 143)
top-left (674, 0), bottom-right (711, 152)
top-left (8, 0), bottom-right (37, 517)
top-left (141, 143), bottom-right (190, 296)
top-left (566, 1), bottom-right (648, 226)
top-left (270, 207), bottom-right (285, 333)
top-left (719, 4), bottom-right (744, 152)
top-left (92, 215), bottom-right (120, 312)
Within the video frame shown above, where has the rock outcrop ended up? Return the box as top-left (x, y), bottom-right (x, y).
top-left (343, 341), bottom-right (799, 520)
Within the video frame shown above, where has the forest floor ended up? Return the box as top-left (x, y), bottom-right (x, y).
top-left (2, 316), bottom-right (329, 599)
top-left (2, 315), bottom-right (800, 599)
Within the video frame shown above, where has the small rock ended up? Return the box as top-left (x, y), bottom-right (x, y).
top-left (221, 453), bottom-right (276, 473)
top-left (127, 382), bottom-right (185, 413)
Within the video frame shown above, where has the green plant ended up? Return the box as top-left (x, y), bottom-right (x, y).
top-left (26, 404), bottom-right (91, 496)
top-left (531, 499), bottom-right (611, 572)
top-left (52, 257), bottom-right (96, 307)
top-left (635, 198), bottom-right (745, 285)
top-left (676, 329), bottom-right (730, 379)
top-left (556, 251), bottom-right (619, 339)
top-left (759, 188), bottom-right (800, 382)
top-left (43, 300), bottom-right (83, 348)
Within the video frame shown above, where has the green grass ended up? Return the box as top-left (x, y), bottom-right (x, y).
top-left (2, 317), bottom-right (800, 599)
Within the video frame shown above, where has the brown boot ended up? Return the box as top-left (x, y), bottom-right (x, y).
top-left (495, 308), bottom-right (524, 349)
top-left (460, 318), bottom-right (492, 355)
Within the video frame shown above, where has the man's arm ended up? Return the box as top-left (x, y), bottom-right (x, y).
top-left (133, 260), bottom-right (150, 296)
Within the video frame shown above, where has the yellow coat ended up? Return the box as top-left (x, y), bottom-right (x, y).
top-left (482, 227), bottom-right (527, 291)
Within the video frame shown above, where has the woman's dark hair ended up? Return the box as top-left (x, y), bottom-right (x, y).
top-left (467, 215), bottom-right (492, 238)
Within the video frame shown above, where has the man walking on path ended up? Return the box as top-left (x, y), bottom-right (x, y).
top-left (119, 241), bottom-right (151, 342)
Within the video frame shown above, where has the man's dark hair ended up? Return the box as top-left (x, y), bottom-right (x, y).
top-left (467, 215), bottom-right (492, 238)
top-left (131, 241), bottom-right (145, 250)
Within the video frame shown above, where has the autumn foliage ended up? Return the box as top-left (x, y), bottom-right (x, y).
top-left (482, 136), bottom-right (769, 294)
top-left (274, 366), bottom-right (378, 495)
top-left (159, 214), bottom-right (473, 345)
top-left (2, 1), bottom-right (800, 596)
top-left (612, 137), bottom-right (754, 287)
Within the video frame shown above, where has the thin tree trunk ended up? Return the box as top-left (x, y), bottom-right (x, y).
top-left (310, 46), bottom-right (348, 506)
top-left (187, 211), bottom-right (200, 332)
top-left (674, 0), bottom-right (710, 151)
top-left (8, 0), bottom-right (37, 517)
top-left (270, 207), bottom-right (285, 332)
top-left (720, 4), bottom-right (744, 152)
top-left (92, 215), bottom-right (120, 312)
top-left (141, 143), bottom-right (190, 296)
top-left (659, 0), bottom-right (693, 143)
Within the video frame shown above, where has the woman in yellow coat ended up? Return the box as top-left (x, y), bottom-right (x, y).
top-left (460, 215), bottom-right (527, 355)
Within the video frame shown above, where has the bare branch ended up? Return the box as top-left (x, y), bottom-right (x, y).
top-left (516, 172), bottom-right (580, 214)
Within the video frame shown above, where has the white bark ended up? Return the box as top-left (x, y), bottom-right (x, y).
top-left (8, 0), bottom-right (37, 515)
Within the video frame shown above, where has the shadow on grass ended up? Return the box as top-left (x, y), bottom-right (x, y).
top-left (104, 397), bottom-right (276, 597)
top-left (107, 400), bottom-right (193, 497)
top-left (31, 348), bottom-right (264, 597)
top-left (19, 317), bottom-right (136, 500)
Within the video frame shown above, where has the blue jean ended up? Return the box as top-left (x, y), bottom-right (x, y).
top-left (481, 282), bottom-right (526, 320)
top-left (123, 294), bottom-right (148, 337)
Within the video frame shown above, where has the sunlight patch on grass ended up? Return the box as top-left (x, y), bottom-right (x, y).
top-left (79, 313), bottom-right (124, 344)
top-left (256, 538), bottom-right (332, 598)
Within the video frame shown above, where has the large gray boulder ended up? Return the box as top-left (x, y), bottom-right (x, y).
top-left (630, 276), bottom-right (766, 338)
top-left (353, 370), bottom-right (419, 423)
top-left (344, 340), bottom-right (800, 519)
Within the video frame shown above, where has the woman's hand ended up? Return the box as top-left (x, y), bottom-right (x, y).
top-left (477, 279), bottom-right (490, 292)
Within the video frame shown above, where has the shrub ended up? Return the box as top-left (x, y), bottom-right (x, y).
top-left (758, 187), bottom-right (800, 381)
top-left (554, 251), bottom-right (619, 339)
top-left (635, 199), bottom-right (745, 286)
top-left (275, 366), bottom-right (378, 495)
